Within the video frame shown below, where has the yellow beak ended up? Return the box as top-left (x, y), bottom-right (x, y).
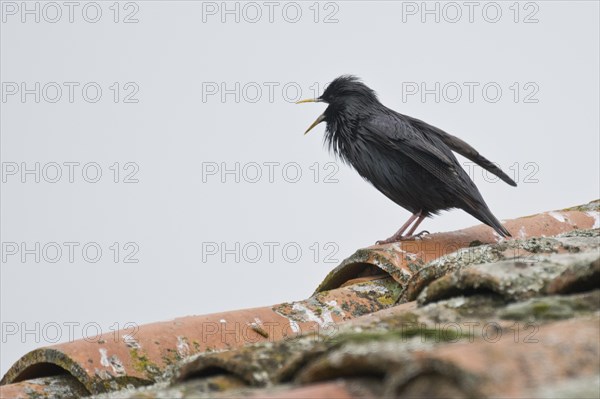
top-left (295, 98), bottom-right (319, 104)
top-left (296, 98), bottom-right (325, 134)
top-left (302, 113), bottom-right (325, 135)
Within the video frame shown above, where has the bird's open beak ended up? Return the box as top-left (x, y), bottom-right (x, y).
top-left (296, 98), bottom-right (320, 104)
top-left (296, 98), bottom-right (325, 134)
top-left (302, 113), bottom-right (325, 135)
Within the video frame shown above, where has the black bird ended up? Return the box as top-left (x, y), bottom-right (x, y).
top-left (297, 75), bottom-right (516, 244)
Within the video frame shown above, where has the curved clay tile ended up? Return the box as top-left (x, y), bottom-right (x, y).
top-left (546, 256), bottom-right (600, 295)
top-left (387, 316), bottom-right (600, 398)
top-left (419, 250), bottom-right (600, 304)
top-left (1, 201), bottom-right (598, 398)
top-left (0, 278), bottom-right (402, 396)
top-left (174, 331), bottom-right (327, 389)
top-left (0, 375), bottom-right (89, 399)
top-left (315, 201), bottom-right (599, 295)
top-left (243, 380), bottom-right (379, 399)
top-left (293, 314), bottom-right (599, 398)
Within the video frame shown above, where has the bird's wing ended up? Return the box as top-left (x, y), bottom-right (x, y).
top-left (404, 115), bottom-right (517, 187)
top-left (363, 114), bottom-right (461, 183)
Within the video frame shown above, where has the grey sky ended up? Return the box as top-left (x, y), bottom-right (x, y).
top-left (1, 0), bottom-right (599, 375)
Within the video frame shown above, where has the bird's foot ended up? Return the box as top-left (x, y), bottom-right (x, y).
top-left (375, 236), bottom-right (402, 245)
top-left (409, 230), bottom-right (430, 239)
top-left (375, 230), bottom-right (430, 245)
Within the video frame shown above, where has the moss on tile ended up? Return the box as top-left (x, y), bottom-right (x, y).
top-left (129, 349), bottom-right (162, 381)
top-left (499, 290), bottom-right (600, 321)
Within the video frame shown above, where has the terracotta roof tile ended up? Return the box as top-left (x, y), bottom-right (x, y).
top-left (0, 375), bottom-right (89, 398)
top-left (0, 277), bottom-right (400, 396)
top-left (317, 202), bottom-right (598, 299)
top-left (1, 200), bottom-right (598, 398)
top-left (419, 249), bottom-right (599, 304)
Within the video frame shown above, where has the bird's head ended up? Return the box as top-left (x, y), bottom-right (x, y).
top-left (297, 75), bottom-right (379, 134)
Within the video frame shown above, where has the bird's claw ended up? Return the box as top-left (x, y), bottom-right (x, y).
top-left (375, 230), bottom-right (430, 245)
top-left (412, 230), bottom-right (430, 238)
top-left (375, 235), bottom-right (403, 245)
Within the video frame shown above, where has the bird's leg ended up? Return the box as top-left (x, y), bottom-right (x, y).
top-left (404, 214), bottom-right (427, 237)
top-left (376, 211), bottom-right (421, 245)
top-left (396, 215), bottom-right (431, 240)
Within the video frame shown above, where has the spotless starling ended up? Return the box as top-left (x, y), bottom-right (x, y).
top-left (297, 75), bottom-right (516, 244)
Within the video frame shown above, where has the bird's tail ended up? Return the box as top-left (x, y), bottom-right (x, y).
top-left (465, 203), bottom-right (511, 238)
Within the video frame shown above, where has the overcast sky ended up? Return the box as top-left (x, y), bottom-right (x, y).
top-left (1, 0), bottom-right (599, 375)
